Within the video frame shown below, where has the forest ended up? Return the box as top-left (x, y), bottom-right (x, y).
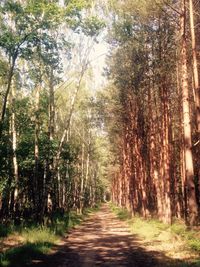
top-left (0, 0), bottom-right (200, 266)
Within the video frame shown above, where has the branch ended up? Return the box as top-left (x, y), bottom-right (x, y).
top-left (193, 140), bottom-right (200, 147)
top-left (163, 1), bottom-right (182, 16)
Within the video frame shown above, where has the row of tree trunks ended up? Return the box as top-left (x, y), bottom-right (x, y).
top-left (111, 0), bottom-right (200, 226)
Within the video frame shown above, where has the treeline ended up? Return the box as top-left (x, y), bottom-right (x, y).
top-left (102, 0), bottom-right (200, 226)
top-left (0, 0), bottom-right (106, 224)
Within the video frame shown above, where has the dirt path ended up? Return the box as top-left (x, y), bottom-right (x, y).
top-left (29, 204), bottom-right (187, 267)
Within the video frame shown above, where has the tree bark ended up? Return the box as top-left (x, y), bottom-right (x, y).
top-left (0, 55), bottom-right (17, 139)
top-left (34, 85), bottom-right (40, 215)
top-left (180, 0), bottom-right (198, 225)
top-left (10, 84), bottom-right (19, 213)
top-left (189, 0), bottom-right (200, 133)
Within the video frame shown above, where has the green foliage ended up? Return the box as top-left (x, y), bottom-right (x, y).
top-left (189, 239), bottom-right (200, 252)
top-left (21, 227), bottom-right (57, 244)
top-left (0, 225), bottom-right (12, 238)
top-left (0, 58), bottom-right (8, 83)
top-left (0, 206), bottom-right (99, 267)
top-left (110, 203), bottom-right (131, 220)
top-left (0, 120), bottom-right (12, 194)
top-left (65, 0), bottom-right (91, 15)
top-left (82, 16), bottom-right (106, 37)
top-left (0, 0), bottom-right (107, 229)
top-left (64, 0), bottom-right (91, 29)
top-left (0, 242), bottom-right (52, 267)
top-left (0, 0), bottom-right (65, 61)
top-left (171, 223), bottom-right (200, 253)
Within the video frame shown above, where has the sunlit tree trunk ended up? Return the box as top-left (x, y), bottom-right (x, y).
top-left (0, 55), bottom-right (17, 139)
top-left (10, 84), bottom-right (19, 213)
top-left (189, 0), bottom-right (200, 208)
top-left (49, 68), bottom-right (55, 141)
top-left (83, 131), bottom-right (91, 206)
top-left (79, 141), bottom-right (85, 214)
top-left (161, 86), bottom-right (172, 224)
top-left (180, 0), bottom-right (198, 225)
top-left (49, 67), bottom-right (59, 211)
top-left (189, 0), bottom-right (200, 133)
top-left (55, 70), bottom-right (85, 169)
top-left (34, 85), bottom-right (40, 215)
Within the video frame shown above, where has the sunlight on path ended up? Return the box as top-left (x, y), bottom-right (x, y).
top-left (30, 204), bottom-right (193, 267)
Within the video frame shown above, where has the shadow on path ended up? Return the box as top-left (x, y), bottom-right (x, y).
top-left (27, 205), bottom-right (198, 267)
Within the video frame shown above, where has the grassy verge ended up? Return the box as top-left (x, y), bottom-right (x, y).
top-left (0, 205), bottom-right (100, 267)
top-left (110, 203), bottom-right (200, 267)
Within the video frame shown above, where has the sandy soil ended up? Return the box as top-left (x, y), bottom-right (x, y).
top-left (28, 204), bottom-right (196, 267)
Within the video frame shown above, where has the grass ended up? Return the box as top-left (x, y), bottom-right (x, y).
top-left (110, 203), bottom-right (200, 266)
top-left (171, 223), bottom-right (200, 253)
top-left (0, 205), bottom-right (100, 267)
top-left (109, 203), bottom-right (131, 220)
top-left (0, 242), bottom-right (52, 267)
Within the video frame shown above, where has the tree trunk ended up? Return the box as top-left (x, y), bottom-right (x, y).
top-left (0, 55), bottom-right (17, 139)
top-left (161, 86), bottom-right (172, 224)
top-left (180, 0), bottom-right (198, 225)
top-left (34, 85), bottom-right (40, 216)
top-left (79, 141), bottom-right (85, 214)
top-left (49, 68), bottom-right (55, 141)
top-left (189, 0), bottom-right (200, 133)
top-left (10, 84), bottom-right (19, 213)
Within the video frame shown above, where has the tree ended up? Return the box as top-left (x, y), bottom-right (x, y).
top-left (102, 0), bottom-right (199, 225)
top-left (180, 0), bottom-right (198, 225)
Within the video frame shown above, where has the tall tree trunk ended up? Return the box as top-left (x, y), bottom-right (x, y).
top-left (0, 55), bottom-right (17, 139)
top-left (34, 85), bottom-right (40, 217)
top-left (161, 86), bottom-right (172, 224)
top-left (189, 0), bottom-right (200, 133)
top-left (49, 68), bottom-right (55, 141)
top-left (148, 86), bottom-right (160, 217)
top-left (11, 84), bottom-right (19, 213)
top-left (48, 68), bottom-right (57, 211)
top-left (55, 79), bottom-right (82, 168)
top-left (79, 141), bottom-right (85, 214)
top-left (189, 0), bottom-right (200, 209)
top-left (180, 0), bottom-right (198, 225)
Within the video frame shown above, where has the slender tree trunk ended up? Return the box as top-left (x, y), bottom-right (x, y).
top-left (48, 68), bottom-right (58, 211)
top-left (49, 68), bottom-right (55, 141)
top-left (148, 86), bottom-right (160, 217)
top-left (55, 81), bottom-right (81, 168)
top-left (180, 0), bottom-right (198, 225)
top-left (80, 141), bottom-right (85, 214)
top-left (189, 0), bottom-right (200, 133)
top-left (10, 84), bottom-right (19, 213)
top-left (0, 55), bottom-right (17, 139)
top-left (34, 85), bottom-right (40, 215)
top-left (162, 86), bottom-right (172, 224)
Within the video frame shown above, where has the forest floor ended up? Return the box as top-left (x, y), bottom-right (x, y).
top-left (26, 204), bottom-right (199, 267)
top-left (1, 204), bottom-right (200, 267)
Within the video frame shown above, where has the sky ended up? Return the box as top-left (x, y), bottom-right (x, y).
top-left (89, 39), bottom-right (109, 90)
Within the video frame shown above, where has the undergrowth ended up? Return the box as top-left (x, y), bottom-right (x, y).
top-left (110, 203), bottom-right (200, 267)
top-left (0, 205), bottom-right (100, 267)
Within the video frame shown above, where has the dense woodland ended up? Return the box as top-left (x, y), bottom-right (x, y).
top-left (0, 0), bottom-right (200, 229)
top-left (103, 0), bottom-right (200, 226)
top-left (0, 0), bottom-right (107, 224)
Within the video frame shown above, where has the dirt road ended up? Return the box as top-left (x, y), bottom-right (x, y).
top-left (30, 204), bottom-right (182, 267)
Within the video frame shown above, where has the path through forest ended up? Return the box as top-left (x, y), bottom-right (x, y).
top-left (28, 204), bottom-right (189, 267)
